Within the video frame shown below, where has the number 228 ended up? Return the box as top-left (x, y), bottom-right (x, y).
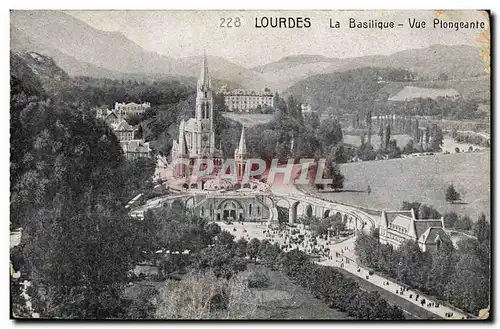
top-left (220, 17), bottom-right (241, 27)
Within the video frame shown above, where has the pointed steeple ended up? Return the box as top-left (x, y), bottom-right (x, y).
top-left (237, 125), bottom-right (247, 155)
top-left (198, 49), bottom-right (210, 90)
top-left (178, 119), bottom-right (188, 155)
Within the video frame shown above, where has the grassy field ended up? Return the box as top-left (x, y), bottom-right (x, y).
top-left (244, 264), bottom-right (351, 319)
top-left (123, 264), bottom-right (350, 319)
top-left (308, 151), bottom-right (490, 220)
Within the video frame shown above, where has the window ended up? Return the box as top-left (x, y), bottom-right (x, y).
top-left (249, 204), bottom-right (252, 216)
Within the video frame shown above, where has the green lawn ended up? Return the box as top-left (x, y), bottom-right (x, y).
top-left (308, 151), bottom-right (490, 220)
top-left (123, 264), bottom-right (351, 319)
top-left (245, 264), bottom-right (351, 319)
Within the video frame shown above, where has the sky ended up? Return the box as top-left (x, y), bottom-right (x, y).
top-left (66, 10), bottom-right (488, 68)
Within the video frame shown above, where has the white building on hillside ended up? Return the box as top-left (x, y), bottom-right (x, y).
top-left (114, 101), bottom-right (151, 117)
top-left (221, 88), bottom-right (274, 112)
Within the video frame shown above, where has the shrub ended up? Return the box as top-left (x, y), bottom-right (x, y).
top-left (247, 272), bottom-right (271, 289)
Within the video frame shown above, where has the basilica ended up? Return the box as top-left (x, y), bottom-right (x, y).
top-left (170, 52), bottom-right (249, 190)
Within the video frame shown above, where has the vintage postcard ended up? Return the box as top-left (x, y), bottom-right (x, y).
top-left (10, 10), bottom-right (491, 320)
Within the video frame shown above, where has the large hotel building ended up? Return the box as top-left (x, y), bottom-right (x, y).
top-left (220, 87), bottom-right (274, 112)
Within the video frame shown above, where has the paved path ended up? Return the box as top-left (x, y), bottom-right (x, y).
top-left (318, 248), bottom-right (468, 319)
top-left (218, 221), bottom-right (469, 320)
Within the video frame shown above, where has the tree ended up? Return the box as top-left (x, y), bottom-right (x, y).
top-left (418, 204), bottom-right (441, 219)
top-left (258, 239), bottom-right (272, 260)
top-left (387, 139), bottom-right (401, 159)
top-left (384, 124), bottom-right (391, 151)
top-left (191, 245), bottom-right (246, 280)
top-left (324, 159), bottom-right (344, 191)
top-left (213, 93), bottom-right (228, 112)
top-left (378, 124), bottom-right (384, 150)
top-left (402, 139), bottom-right (416, 155)
top-left (438, 73), bottom-right (449, 81)
top-left (426, 239), bottom-right (456, 296)
top-left (216, 231), bottom-right (235, 248)
top-left (429, 124), bottom-right (444, 152)
top-left (205, 222), bottom-right (222, 240)
top-left (246, 238), bottom-right (260, 261)
top-left (125, 113), bottom-right (143, 126)
top-left (444, 253), bottom-right (490, 314)
top-left (318, 118), bottom-right (343, 151)
top-left (235, 238), bottom-right (248, 258)
top-left (154, 271), bottom-right (259, 319)
top-left (443, 212), bottom-right (458, 229)
top-left (277, 207), bottom-right (289, 225)
top-left (401, 201), bottom-right (421, 218)
top-left (474, 213), bottom-right (491, 243)
top-left (456, 215), bottom-right (473, 231)
top-left (328, 218), bottom-right (346, 237)
top-left (445, 184), bottom-right (461, 203)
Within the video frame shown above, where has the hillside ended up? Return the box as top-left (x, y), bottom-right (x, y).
top-left (10, 10), bottom-right (265, 89)
top-left (10, 51), bottom-right (74, 97)
top-left (11, 25), bottom-right (117, 78)
top-left (175, 55), bottom-right (269, 90)
top-left (284, 65), bottom-right (490, 120)
top-left (11, 10), bottom-right (177, 76)
top-left (284, 67), bottom-right (413, 110)
top-left (252, 54), bottom-right (334, 73)
top-left (11, 11), bottom-right (488, 93)
top-left (304, 152), bottom-right (490, 220)
top-left (255, 45), bottom-right (487, 90)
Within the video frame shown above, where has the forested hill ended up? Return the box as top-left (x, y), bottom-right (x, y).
top-left (284, 65), bottom-right (489, 120)
top-left (284, 67), bottom-right (414, 111)
top-left (11, 51), bottom-right (73, 98)
top-left (10, 51), bottom-right (196, 109)
top-left (11, 45), bottom-right (158, 318)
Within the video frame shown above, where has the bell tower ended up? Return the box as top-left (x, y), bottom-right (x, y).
top-left (195, 50), bottom-right (215, 155)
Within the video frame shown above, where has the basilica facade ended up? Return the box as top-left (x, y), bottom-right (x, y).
top-left (170, 52), bottom-right (248, 189)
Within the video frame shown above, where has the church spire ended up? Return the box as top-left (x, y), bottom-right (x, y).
top-left (236, 125), bottom-right (247, 155)
top-left (198, 49), bottom-right (210, 90)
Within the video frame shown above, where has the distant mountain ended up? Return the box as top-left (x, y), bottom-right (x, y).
top-left (11, 11), bottom-right (487, 92)
top-left (10, 10), bottom-right (178, 76)
top-left (342, 45), bottom-right (486, 80)
top-left (252, 54), bottom-right (334, 73)
top-left (176, 55), bottom-right (271, 90)
top-left (255, 45), bottom-right (487, 89)
top-left (11, 25), bottom-right (117, 78)
top-left (10, 10), bottom-right (266, 89)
